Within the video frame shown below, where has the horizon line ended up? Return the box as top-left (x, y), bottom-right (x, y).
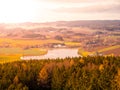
top-left (0, 19), bottom-right (120, 24)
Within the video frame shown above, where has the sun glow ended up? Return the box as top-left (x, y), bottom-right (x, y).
top-left (0, 0), bottom-right (47, 23)
top-left (0, 0), bottom-right (118, 23)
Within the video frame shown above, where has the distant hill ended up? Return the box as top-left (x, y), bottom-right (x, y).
top-left (0, 20), bottom-right (120, 39)
top-left (0, 20), bottom-right (119, 56)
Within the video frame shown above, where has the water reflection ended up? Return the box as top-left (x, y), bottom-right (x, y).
top-left (21, 49), bottom-right (80, 60)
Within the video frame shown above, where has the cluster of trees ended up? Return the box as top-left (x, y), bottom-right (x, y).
top-left (0, 56), bottom-right (120, 90)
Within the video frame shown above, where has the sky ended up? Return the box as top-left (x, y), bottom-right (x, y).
top-left (0, 0), bottom-right (120, 23)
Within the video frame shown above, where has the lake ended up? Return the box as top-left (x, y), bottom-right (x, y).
top-left (20, 48), bottom-right (81, 60)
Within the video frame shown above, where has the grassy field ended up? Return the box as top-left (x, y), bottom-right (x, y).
top-left (0, 48), bottom-right (47, 55)
top-left (0, 48), bottom-right (48, 63)
top-left (78, 45), bottom-right (120, 56)
top-left (64, 41), bottom-right (81, 47)
top-left (0, 38), bottom-right (62, 48)
top-left (0, 38), bottom-right (82, 48)
top-left (22, 48), bottom-right (47, 56)
top-left (98, 45), bottom-right (120, 53)
top-left (0, 54), bottom-right (21, 64)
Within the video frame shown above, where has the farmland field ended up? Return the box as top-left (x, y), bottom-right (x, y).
top-left (0, 20), bottom-right (120, 63)
top-left (0, 47), bottom-right (47, 63)
top-left (99, 45), bottom-right (120, 53)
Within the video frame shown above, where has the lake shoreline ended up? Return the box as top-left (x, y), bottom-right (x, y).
top-left (20, 48), bottom-right (81, 60)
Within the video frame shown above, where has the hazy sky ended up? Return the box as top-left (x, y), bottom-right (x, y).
top-left (0, 0), bottom-right (120, 23)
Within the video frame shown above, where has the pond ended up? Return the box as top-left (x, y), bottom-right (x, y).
top-left (20, 48), bottom-right (81, 60)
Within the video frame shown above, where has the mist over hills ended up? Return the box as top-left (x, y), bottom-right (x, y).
top-left (0, 20), bottom-right (120, 29)
top-left (0, 20), bottom-right (120, 38)
top-left (0, 20), bottom-right (119, 56)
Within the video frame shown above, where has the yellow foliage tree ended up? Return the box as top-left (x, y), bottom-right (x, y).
top-left (114, 68), bottom-right (120, 89)
top-left (70, 60), bottom-right (75, 67)
top-left (21, 63), bottom-right (28, 71)
top-left (99, 64), bottom-right (104, 72)
top-left (79, 58), bottom-right (84, 64)
top-left (13, 75), bottom-right (19, 84)
top-left (38, 67), bottom-right (49, 82)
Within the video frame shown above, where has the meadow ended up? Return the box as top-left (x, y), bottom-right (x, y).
top-left (99, 45), bottom-right (120, 53)
top-left (0, 38), bottom-right (62, 48)
top-left (78, 45), bottom-right (120, 57)
top-left (0, 47), bottom-right (47, 63)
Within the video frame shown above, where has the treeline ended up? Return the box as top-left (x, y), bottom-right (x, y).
top-left (0, 56), bottom-right (120, 90)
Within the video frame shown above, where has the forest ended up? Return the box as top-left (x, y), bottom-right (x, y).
top-left (0, 56), bottom-right (120, 90)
